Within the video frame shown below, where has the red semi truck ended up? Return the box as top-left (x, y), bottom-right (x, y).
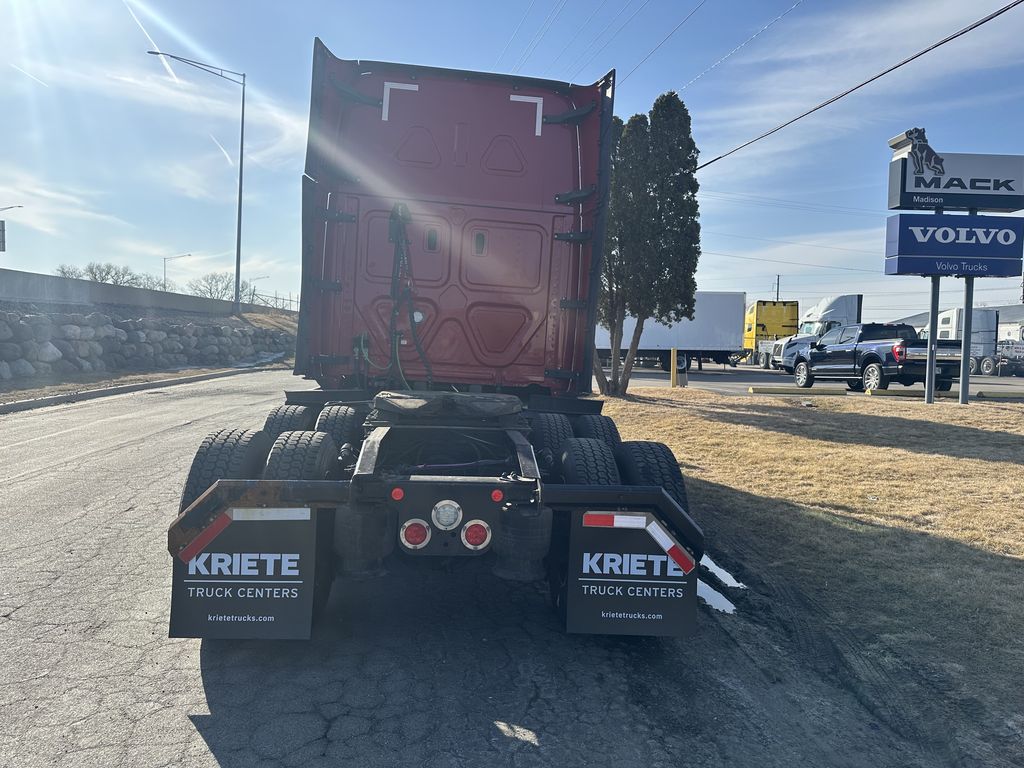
top-left (168, 40), bottom-right (704, 640)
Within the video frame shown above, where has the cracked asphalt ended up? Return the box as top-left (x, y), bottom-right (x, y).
top-left (1, 370), bottom-right (934, 767)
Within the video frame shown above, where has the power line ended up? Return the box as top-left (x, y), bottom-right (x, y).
top-left (495, 0), bottom-right (539, 68)
top-left (513, 0), bottom-right (569, 73)
top-left (546, 0), bottom-right (609, 73)
top-left (701, 188), bottom-right (885, 216)
top-left (618, 0), bottom-right (709, 86)
top-left (704, 230), bottom-right (877, 255)
top-left (570, 0), bottom-right (654, 81)
top-left (703, 250), bottom-right (877, 272)
top-left (696, 0), bottom-right (1024, 171)
top-left (699, 191), bottom-right (886, 219)
top-left (563, 0), bottom-right (637, 77)
top-left (681, 0), bottom-right (805, 91)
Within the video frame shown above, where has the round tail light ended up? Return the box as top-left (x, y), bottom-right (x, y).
top-left (400, 519), bottom-right (431, 549)
top-left (490, 489), bottom-right (504, 503)
top-left (461, 520), bottom-right (491, 550)
top-left (390, 487), bottom-right (405, 501)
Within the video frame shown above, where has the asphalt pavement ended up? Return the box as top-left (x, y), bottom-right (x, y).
top-left (0, 370), bottom-right (942, 767)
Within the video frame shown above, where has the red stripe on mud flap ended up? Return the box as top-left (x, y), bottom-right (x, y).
top-left (177, 512), bottom-right (232, 563)
top-left (667, 544), bottom-right (696, 575)
top-left (583, 512), bottom-right (616, 527)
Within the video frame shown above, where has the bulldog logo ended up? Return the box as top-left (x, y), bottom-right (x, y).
top-left (906, 127), bottom-right (945, 176)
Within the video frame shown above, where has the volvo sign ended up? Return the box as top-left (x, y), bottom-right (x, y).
top-left (885, 213), bottom-right (1024, 277)
top-left (887, 128), bottom-right (1024, 212)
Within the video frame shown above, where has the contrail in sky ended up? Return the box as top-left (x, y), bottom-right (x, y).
top-left (122, 0), bottom-right (179, 82)
top-left (9, 64), bottom-right (49, 87)
top-left (208, 134), bottom-right (235, 166)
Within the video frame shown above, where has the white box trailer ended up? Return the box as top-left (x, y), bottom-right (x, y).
top-left (594, 291), bottom-right (746, 370)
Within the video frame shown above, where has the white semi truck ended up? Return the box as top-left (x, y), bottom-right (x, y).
top-left (772, 295), bottom-right (864, 372)
top-left (593, 291), bottom-right (746, 371)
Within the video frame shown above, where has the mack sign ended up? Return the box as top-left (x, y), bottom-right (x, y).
top-left (886, 129), bottom-right (1024, 212)
top-left (884, 213), bottom-right (1024, 277)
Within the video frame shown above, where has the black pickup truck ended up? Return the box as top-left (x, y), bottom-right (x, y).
top-left (792, 323), bottom-right (961, 391)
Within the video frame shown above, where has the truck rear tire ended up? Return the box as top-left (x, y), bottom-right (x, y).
top-left (572, 414), bottom-right (621, 446)
top-left (614, 440), bottom-right (689, 513)
top-left (862, 362), bottom-right (888, 391)
top-left (759, 351), bottom-right (771, 369)
top-left (794, 361), bottom-right (813, 388)
top-left (315, 404), bottom-right (361, 447)
top-left (263, 404), bottom-right (316, 441)
top-left (968, 357), bottom-right (979, 376)
top-left (980, 356), bottom-right (997, 376)
top-left (263, 430), bottom-right (338, 481)
top-left (548, 438), bottom-right (621, 621)
top-left (263, 430), bottom-right (339, 617)
top-left (179, 428), bottom-right (272, 513)
top-left (528, 412), bottom-right (574, 477)
top-left (560, 437), bottom-right (621, 486)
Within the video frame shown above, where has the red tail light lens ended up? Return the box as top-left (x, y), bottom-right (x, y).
top-left (893, 344), bottom-right (906, 363)
top-left (400, 519), bottom-right (430, 549)
top-left (461, 520), bottom-right (491, 550)
top-left (390, 487), bottom-right (405, 501)
top-left (490, 489), bottom-right (504, 503)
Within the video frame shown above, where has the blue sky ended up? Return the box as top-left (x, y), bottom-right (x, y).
top-left (3, 0), bottom-right (1024, 320)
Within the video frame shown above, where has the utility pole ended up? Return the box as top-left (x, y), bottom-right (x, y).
top-left (775, 275), bottom-right (781, 302)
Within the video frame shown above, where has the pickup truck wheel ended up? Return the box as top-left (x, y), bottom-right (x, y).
top-left (759, 351), bottom-right (771, 369)
top-left (528, 413), bottom-right (573, 478)
top-left (264, 404), bottom-right (317, 440)
top-left (968, 357), bottom-right (978, 376)
top-left (263, 430), bottom-right (339, 617)
top-left (935, 379), bottom-right (953, 392)
top-left (980, 356), bottom-right (997, 376)
top-left (548, 438), bottom-right (621, 622)
top-left (179, 428), bottom-right (272, 513)
top-left (846, 379), bottom-right (864, 392)
top-left (614, 440), bottom-right (689, 513)
top-left (863, 362), bottom-right (888, 391)
top-left (572, 414), bottom-right (621, 445)
top-left (315, 404), bottom-right (361, 448)
top-left (794, 361), bottom-right (813, 388)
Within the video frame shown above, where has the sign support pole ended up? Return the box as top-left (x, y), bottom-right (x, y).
top-left (925, 275), bottom-right (940, 404)
top-left (958, 276), bottom-right (974, 404)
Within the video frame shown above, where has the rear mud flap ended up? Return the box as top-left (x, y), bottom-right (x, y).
top-left (169, 507), bottom-right (323, 640)
top-left (565, 510), bottom-right (697, 637)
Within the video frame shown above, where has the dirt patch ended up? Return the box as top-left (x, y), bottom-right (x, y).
top-left (603, 388), bottom-right (1024, 767)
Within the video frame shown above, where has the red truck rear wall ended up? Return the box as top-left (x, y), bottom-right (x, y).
top-left (296, 39), bottom-right (614, 395)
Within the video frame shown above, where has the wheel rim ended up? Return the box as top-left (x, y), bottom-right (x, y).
top-left (796, 364), bottom-right (807, 385)
top-left (864, 366), bottom-right (879, 390)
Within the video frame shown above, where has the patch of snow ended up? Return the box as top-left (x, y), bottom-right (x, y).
top-left (700, 553), bottom-right (747, 589)
top-left (698, 579), bottom-right (736, 614)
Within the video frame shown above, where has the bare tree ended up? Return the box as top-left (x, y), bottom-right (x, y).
top-left (55, 264), bottom-right (84, 279)
top-left (187, 271), bottom-right (250, 301)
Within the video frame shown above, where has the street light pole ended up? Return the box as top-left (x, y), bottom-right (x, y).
top-left (147, 51), bottom-right (246, 314)
top-left (162, 253), bottom-right (191, 292)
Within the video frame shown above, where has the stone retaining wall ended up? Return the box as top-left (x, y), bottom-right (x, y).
top-left (0, 310), bottom-right (294, 381)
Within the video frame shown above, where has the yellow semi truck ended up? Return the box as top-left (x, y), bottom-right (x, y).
top-left (743, 300), bottom-right (799, 368)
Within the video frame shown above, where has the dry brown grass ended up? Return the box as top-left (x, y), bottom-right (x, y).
top-left (603, 388), bottom-right (1024, 748)
top-left (242, 311), bottom-right (298, 333)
